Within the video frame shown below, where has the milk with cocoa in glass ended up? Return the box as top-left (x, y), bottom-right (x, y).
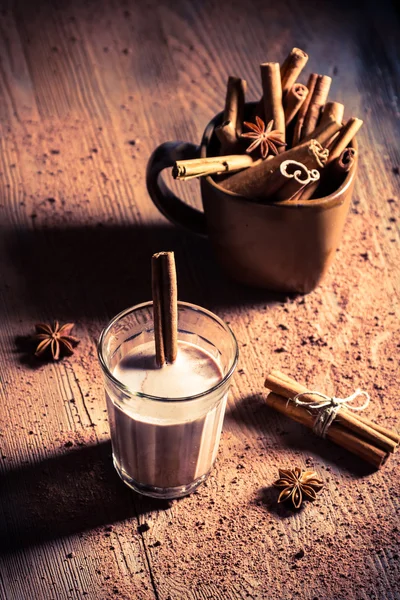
top-left (107, 340), bottom-right (225, 488)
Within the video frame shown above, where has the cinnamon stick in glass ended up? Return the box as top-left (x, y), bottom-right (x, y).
top-left (301, 75), bottom-right (332, 139)
top-left (284, 83), bottom-right (309, 126)
top-left (152, 251), bottom-right (178, 366)
top-left (260, 62), bottom-right (285, 148)
top-left (215, 76), bottom-right (247, 153)
top-left (292, 73), bottom-right (318, 146)
top-left (280, 47), bottom-right (309, 96)
top-left (172, 154), bottom-right (260, 180)
top-left (328, 117), bottom-right (363, 162)
top-left (264, 370), bottom-right (399, 467)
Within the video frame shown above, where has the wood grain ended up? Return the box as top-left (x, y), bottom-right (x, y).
top-left (0, 0), bottom-right (399, 599)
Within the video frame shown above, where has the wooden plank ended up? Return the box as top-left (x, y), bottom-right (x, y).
top-left (0, 0), bottom-right (399, 599)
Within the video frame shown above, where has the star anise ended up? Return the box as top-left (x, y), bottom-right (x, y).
top-left (273, 467), bottom-right (324, 509)
top-left (33, 322), bottom-right (80, 361)
top-left (241, 117), bottom-right (286, 158)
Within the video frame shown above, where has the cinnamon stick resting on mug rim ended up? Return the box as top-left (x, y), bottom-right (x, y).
top-left (172, 154), bottom-right (261, 180)
top-left (264, 370), bottom-right (399, 469)
top-left (152, 251), bottom-right (178, 366)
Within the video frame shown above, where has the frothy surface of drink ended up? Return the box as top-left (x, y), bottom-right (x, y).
top-left (113, 340), bottom-right (222, 398)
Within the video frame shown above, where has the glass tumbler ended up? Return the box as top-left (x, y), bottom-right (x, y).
top-left (98, 301), bottom-right (238, 499)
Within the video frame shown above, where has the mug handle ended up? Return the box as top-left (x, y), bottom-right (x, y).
top-left (146, 141), bottom-right (207, 237)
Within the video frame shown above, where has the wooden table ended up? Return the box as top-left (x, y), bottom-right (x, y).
top-left (1, 1), bottom-right (399, 598)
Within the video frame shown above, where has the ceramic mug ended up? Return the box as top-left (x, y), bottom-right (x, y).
top-left (146, 102), bottom-right (357, 294)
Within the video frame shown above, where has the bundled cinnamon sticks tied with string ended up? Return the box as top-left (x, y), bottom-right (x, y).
top-left (173, 48), bottom-right (363, 202)
top-left (264, 371), bottom-right (399, 469)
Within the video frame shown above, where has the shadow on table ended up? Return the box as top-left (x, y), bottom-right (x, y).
top-left (6, 223), bottom-right (285, 321)
top-left (225, 394), bottom-right (376, 478)
top-left (0, 440), bottom-right (169, 555)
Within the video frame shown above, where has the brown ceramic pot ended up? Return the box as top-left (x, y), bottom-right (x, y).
top-left (146, 103), bottom-right (357, 294)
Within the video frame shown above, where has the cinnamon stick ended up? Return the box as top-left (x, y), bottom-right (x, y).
top-left (280, 47), bottom-right (309, 96)
top-left (352, 413), bottom-right (400, 445)
top-left (264, 370), bottom-right (399, 458)
top-left (267, 160), bottom-right (320, 202)
top-left (215, 76), bottom-right (247, 153)
top-left (299, 116), bottom-right (342, 146)
top-left (301, 103), bottom-right (348, 153)
top-left (292, 73), bottom-right (318, 146)
top-left (320, 147), bottom-right (357, 194)
top-left (298, 147), bottom-right (357, 201)
top-left (320, 101), bottom-right (345, 127)
top-left (260, 62), bottom-right (285, 148)
top-left (152, 251), bottom-right (178, 366)
top-left (266, 392), bottom-right (388, 469)
top-left (284, 83), bottom-right (309, 126)
top-left (336, 147), bottom-right (357, 172)
top-left (301, 75), bottom-right (332, 139)
top-left (172, 154), bottom-right (260, 180)
top-left (328, 117), bottom-right (363, 162)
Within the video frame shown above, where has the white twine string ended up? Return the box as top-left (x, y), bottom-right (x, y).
top-left (290, 389), bottom-right (371, 438)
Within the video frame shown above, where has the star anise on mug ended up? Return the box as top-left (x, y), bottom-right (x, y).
top-left (273, 467), bottom-right (324, 509)
top-left (241, 117), bottom-right (286, 158)
top-left (33, 322), bottom-right (80, 361)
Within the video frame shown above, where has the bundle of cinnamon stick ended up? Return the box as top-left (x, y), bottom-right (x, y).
top-left (264, 371), bottom-right (399, 469)
top-left (173, 48), bottom-right (363, 202)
